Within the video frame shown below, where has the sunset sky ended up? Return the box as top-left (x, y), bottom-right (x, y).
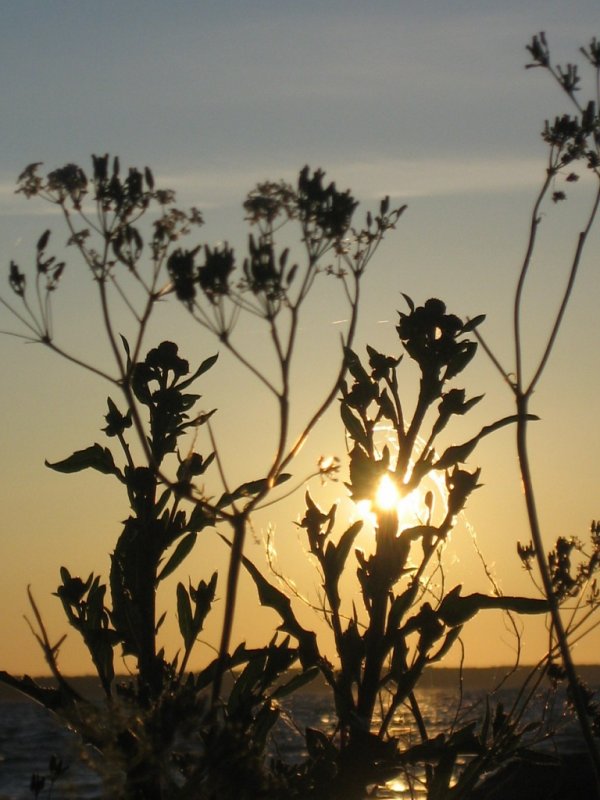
top-left (1, 0), bottom-right (600, 678)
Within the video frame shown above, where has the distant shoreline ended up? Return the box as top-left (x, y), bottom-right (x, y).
top-left (3, 665), bottom-right (600, 703)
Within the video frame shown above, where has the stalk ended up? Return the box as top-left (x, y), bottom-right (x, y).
top-left (212, 513), bottom-right (246, 705)
top-left (516, 393), bottom-right (600, 794)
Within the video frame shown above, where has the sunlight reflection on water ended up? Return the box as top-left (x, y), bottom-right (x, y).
top-left (0, 686), bottom-right (584, 800)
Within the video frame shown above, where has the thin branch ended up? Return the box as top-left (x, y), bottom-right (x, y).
top-left (468, 322), bottom-right (515, 390)
top-left (0, 295), bottom-right (45, 339)
top-left (526, 180), bottom-right (600, 395)
top-left (25, 586), bottom-right (83, 703)
top-left (514, 166), bottom-right (555, 389)
top-left (516, 395), bottom-right (600, 787)
top-left (44, 341), bottom-right (117, 383)
top-left (206, 417), bottom-right (232, 497)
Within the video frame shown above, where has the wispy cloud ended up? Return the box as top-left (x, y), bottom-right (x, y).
top-left (319, 157), bottom-right (550, 200)
top-left (0, 154), bottom-right (580, 221)
top-left (0, 181), bottom-right (63, 217)
top-left (156, 155), bottom-right (550, 211)
top-left (0, 157), bottom-right (544, 216)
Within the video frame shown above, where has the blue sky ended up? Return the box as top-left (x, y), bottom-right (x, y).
top-left (1, 1), bottom-right (600, 674)
top-left (2, 1), bottom-right (597, 202)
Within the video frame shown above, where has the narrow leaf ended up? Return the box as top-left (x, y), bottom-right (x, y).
top-left (433, 415), bottom-right (538, 470)
top-left (271, 666), bottom-right (319, 699)
top-left (438, 585), bottom-right (548, 627)
top-left (340, 402), bottom-right (368, 449)
top-left (177, 582), bottom-right (194, 648)
top-left (179, 353), bottom-right (219, 390)
top-left (155, 611), bottom-right (167, 634)
top-left (218, 533), bottom-right (319, 667)
top-left (333, 521), bottom-right (363, 581)
top-left (187, 502), bottom-right (216, 531)
top-left (144, 166), bottom-right (154, 190)
top-left (461, 314), bottom-right (486, 333)
top-left (192, 409), bottom-right (217, 427)
top-left (378, 390), bottom-right (398, 423)
top-left (427, 625), bottom-right (463, 663)
top-left (155, 487), bottom-right (172, 518)
top-left (37, 229), bottom-right (51, 252)
top-left (45, 444), bottom-right (121, 478)
top-left (217, 472), bottom-right (292, 508)
top-left (402, 293), bottom-right (415, 312)
top-left (157, 533), bottom-right (197, 583)
top-left (344, 347), bottom-right (371, 384)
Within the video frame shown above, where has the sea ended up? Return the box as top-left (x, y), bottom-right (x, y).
top-left (0, 670), bottom-right (595, 800)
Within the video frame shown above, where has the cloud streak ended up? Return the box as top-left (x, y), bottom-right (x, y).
top-left (156, 155), bottom-right (550, 211)
top-left (0, 155), bottom-right (554, 220)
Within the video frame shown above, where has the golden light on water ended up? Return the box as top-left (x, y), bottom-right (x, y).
top-left (386, 777), bottom-right (410, 793)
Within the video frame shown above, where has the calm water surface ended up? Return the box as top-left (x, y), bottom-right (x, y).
top-left (0, 687), bottom-right (584, 799)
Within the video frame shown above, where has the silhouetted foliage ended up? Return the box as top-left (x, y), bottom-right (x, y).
top-left (1, 30), bottom-right (600, 800)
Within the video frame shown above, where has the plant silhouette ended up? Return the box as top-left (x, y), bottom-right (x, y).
top-left (1, 31), bottom-right (600, 800)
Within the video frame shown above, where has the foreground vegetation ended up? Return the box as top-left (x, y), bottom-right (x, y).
top-left (2, 33), bottom-right (600, 800)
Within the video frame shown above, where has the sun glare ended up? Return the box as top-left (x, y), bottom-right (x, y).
top-left (356, 473), bottom-right (427, 532)
top-left (352, 426), bottom-right (449, 536)
top-left (375, 473), bottom-right (400, 511)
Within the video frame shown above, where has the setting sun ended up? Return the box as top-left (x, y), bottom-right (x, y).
top-left (375, 473), bottom-right (400, 510)
top-left (2, 8), bottom-right (600, 798)
top-left (356, 472), bottom-right (434, 533)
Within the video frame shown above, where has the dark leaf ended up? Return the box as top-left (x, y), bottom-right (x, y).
top-left (340, 402), bottom-right (368, 449)
top-left (461, 314), bottom-right (486, 333)
top-left (433, 415), bottom-right (538, 470)
top-left (191, 572), bottom-right (217, 632)
top-left (178, 353), bottom-right (219, 390)
top-left (219, 534), bottom-right (319, 667)
top-left (438, 585), bottom-right (548, 627)
top-left (427, 626), bottom-right (463, 663)
top-left (144, 166), bottom-right (154, 190)
top-left (188, 502), bottom-right (216, 532)
top-left (103, 397), bottom-right (132, 437)
top-left (333, 520), bottom-right (363, 581)
top-left (444, 340), bottom-right (477, 382)
top-left (37, 229), bottom-right (51, 252)
top-left (157, 533), bottom-right (197, 583)
top-left (347, 444), bottom-right (381, 500)
top-left (217, 473), bottom-right (291, 508)
top-left (378, 390), bottom-right (398, 423)
top-left (305, 727), bottom-right (337, 761)
top-left (271, 666), bottom-right (319, 699)
top-left (154, 487), bottom-right (172, 519)
top-left (191, 410), bottom-right (217, 427)
top-left (344, 347), bottom-right (371, 385)
top-left (177, 582), bottom-right (194, 649)
top-left (155, 611), bottom-right (167, 634)
top-left (45, 444), bottom-right (122, 478)
top-left (402, 293), bottom-right (415, 312)
top-left (286, 263), bottom-right (298, 285)
top-left (323, 520), bottom-right (363, 611)
top-left (119, 335), bottom-right (132, 371)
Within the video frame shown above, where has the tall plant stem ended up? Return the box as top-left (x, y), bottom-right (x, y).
top-left (212, 513), bottom-right (246, 705)
top-left (356, 589), bottom-right (388, 727)
top-left (356, 510), bottom-right (397, 730)
top-left (516, 392), bottom-right (600, 794)
top-left (210, 275), bottom-right (365, 708)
